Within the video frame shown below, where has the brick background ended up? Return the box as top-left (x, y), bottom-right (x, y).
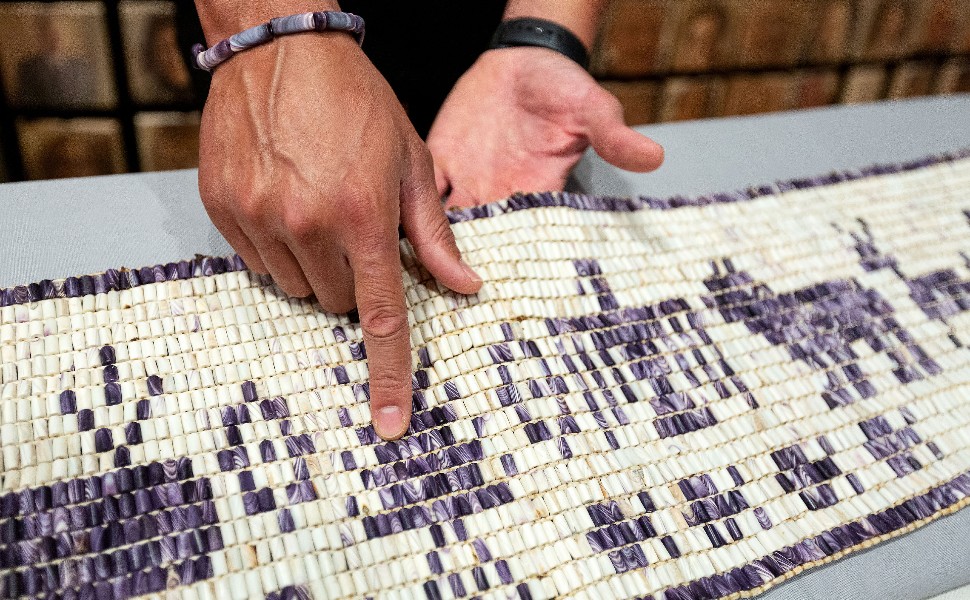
top-left (592, 0), bottom-right (970, 125)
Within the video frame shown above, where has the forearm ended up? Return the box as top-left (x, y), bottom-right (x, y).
top-left (502, 0), bottom-right (609, 49)
top-left (196, 0), bottom-right (341, 43)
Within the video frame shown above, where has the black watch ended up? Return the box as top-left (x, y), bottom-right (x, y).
top-left (489, 17), bottom-right (590, 70)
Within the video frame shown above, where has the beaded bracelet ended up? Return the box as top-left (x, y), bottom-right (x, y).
top-left (192, 11), bottom-right (365, 72)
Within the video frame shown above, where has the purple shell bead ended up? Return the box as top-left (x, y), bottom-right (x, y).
top-left (241, 381), bottom-right (258, 402)
top-left (209, 38), bottom-right (233, 63)
top-left (147, 375), bottom-right (164, 396)
top-left (13, 286), bottom-right (29, 304)
top-left (104, 383), bottom-right (122, 406)
top-left (99, 345), bottom-right (116, 366)
top-left (271, 13), bottom-right (316, 35)
top-left (228, 23), bottom-right (272, 51)
top-left (60, 390), bottom-right (77, 414)
top-left (94, 429), bottom-right (113, 453)
top-left (176, 260), bottom-right (193, 279)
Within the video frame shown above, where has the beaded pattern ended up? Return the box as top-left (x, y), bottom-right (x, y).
top-left (2, 153), bottom-right (970, 600)
top-left (192, 11), bottom-right (365, 72)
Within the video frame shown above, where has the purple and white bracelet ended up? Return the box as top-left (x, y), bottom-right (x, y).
top-left (192, 11), bottom-right (365, 72)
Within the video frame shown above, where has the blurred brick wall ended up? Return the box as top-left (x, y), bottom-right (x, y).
top-left (0, 1), bottom-right (200, 182)
top-left (592, 0), bottom-right (970, 125)
top-left (0, 0), bottom-right (968, 182)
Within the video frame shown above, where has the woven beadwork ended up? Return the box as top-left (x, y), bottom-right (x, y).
top-left (2, 152), bottom-right (970, 600)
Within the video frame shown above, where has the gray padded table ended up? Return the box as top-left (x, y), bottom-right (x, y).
top-left (2, 95), bottom-right (969, 599)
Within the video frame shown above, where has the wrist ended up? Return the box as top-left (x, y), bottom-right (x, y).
top-left (196, 1), bottom-right (341, 43)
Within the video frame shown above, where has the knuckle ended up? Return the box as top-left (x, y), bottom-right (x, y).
top-left (341, 188), bottom-right (396, 229)
top-left (236, 195), bottom-right (266, 224)
top-left (344, 209), bottom-right (373, 233)
top-left (282, 209), bottom-right (319, 244)
top-left (369, 373), bottom-right (410, 399)
top-left (361, 304), bottom-right (408, 342)
top-left (344, 199), bottom-right (383, 231)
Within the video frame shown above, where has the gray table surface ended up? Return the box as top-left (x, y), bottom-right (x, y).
top-left (2, 95), bottom-right (969, 599)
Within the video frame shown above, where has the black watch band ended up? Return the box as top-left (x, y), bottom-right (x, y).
top-left (489, 17), bottom-right (590, 70)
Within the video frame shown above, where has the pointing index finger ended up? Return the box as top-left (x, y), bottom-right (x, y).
top-left (350, 239), bottom-right (414, 441)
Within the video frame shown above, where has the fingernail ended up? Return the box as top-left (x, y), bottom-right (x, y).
top-left (460, 259), bottom-right (482, 283)
top-left (375, 406), bottom-right (407, 440)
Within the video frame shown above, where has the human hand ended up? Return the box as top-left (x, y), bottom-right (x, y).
top-left (428, 47), bottom-right (664, 207)
top-left (198, 33), bottom-right (482, 440)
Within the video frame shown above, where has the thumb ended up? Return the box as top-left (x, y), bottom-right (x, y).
top-left (585, 89), bottom-right (664, 173)
top-left (400, 138), bottom-right (483, 296)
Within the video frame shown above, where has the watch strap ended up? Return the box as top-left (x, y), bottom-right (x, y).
top-left (489, 17), bottom-right (590, 70)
